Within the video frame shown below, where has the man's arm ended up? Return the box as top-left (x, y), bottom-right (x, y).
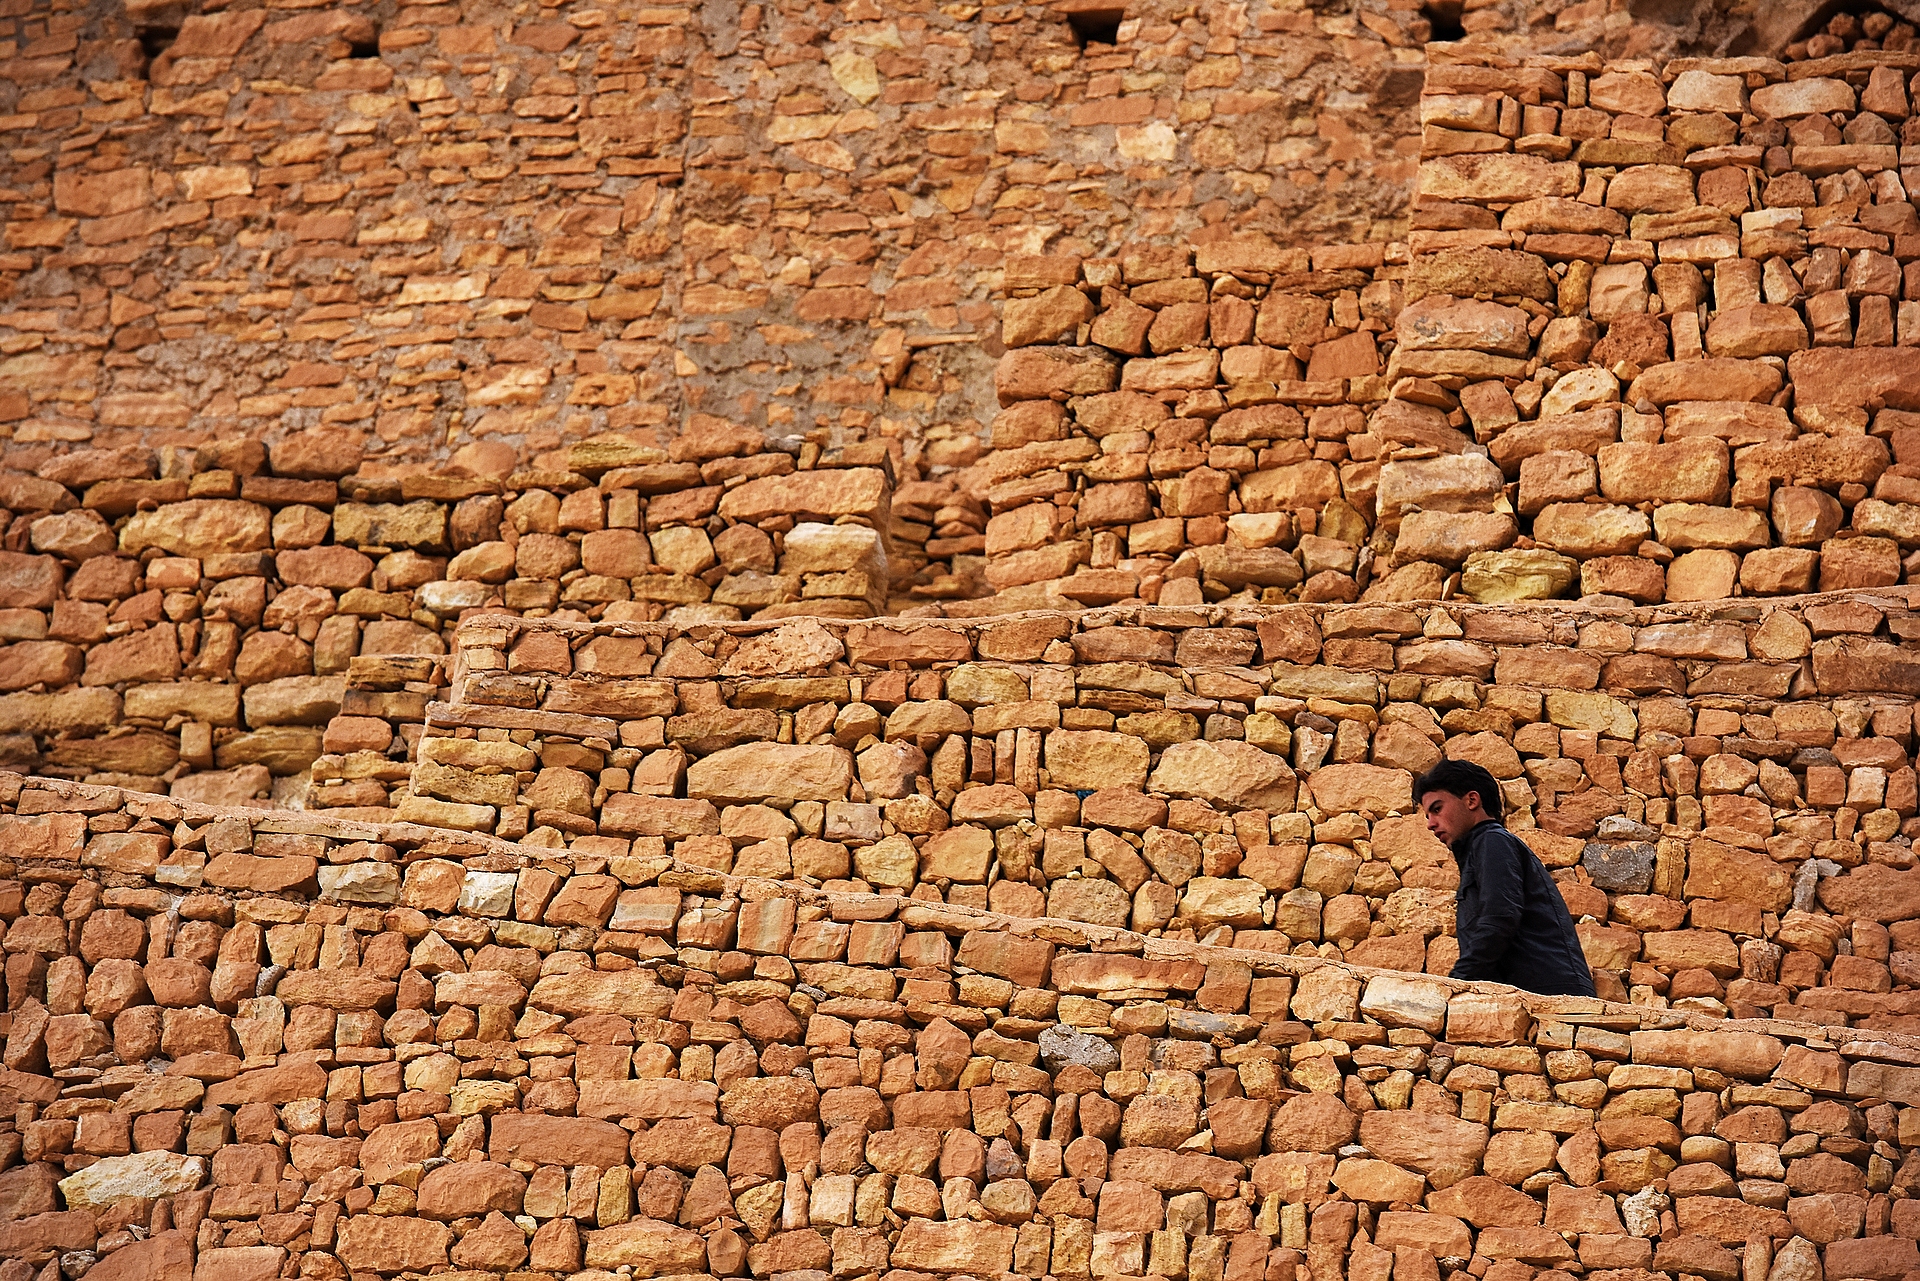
top-left (1451, 830), bottom-right (1526, 980)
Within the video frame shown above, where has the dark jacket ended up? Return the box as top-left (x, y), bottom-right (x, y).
top-left (1451, 819), bottom-right (1596, 997)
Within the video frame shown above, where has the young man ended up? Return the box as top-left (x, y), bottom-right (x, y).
top-left (1415, 760), bottom-right (1596, 998)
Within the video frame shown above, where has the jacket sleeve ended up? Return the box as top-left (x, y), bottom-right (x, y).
top-left (1451, 830), bottom-right (1526, 980)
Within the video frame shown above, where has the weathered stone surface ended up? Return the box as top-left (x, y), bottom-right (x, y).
top-left (1629, 360), bottom-right (1782, 406)
top-left (1396, 511), bottom-right (1516, 566)
top-left (1309, 763), bottom-right (1414, 815)
top-left (1045, 730), bottom-right (1150, 791)
top-left (891, 1219), bottom-right (1017, 1273)
top-left (583, 1220), bottom-right (709, 1274)
top-left (686, 743), bottom-right (854, 803)
top-left (1377, 454), bottom-right (1506, 523)
top-left (1357, 1111), bottom-right (1489, 1189)
top-left (1039, 1023), bottom-right (1121, 1075)
top-left (120, 501), bottom-right (271, 557)
top-left (1423, 154), bottom-right (1579, 203)
top-left (1148, 739), bottom-right (1297, 809)
top-left (335, 1217), bottom-right (450, 1273)
top-left (1787, 347), bottom-right (1920, 409)
top-left (1819, 863), bottom-right (1920, 922)
top-left (1460, 549), bottom-right (1578, 603)
top-left (58, 1151), bottom-right (205, 1211)
top-left (527, 968), bottom-right (675, 1018)
top-left (995, 346), bottom-right (1120, 405)
top-left (1629, 1029), bottom-right (1784, 1078)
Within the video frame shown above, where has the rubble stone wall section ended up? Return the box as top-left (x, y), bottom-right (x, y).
top-left (8, 772), bottom-right (1920, 1281)
top-left (0, 424), bottom-right (895, 805)
top-left (0, 0), bottom-right (1422, 483)
top-left (981, 47), bottom-right (1920, 612)
top-left (407, 594), bottom-right (1920, 1027)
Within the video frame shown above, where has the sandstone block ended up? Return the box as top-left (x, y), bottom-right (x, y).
top-left (1396, 511), bottom-right (1516, 566)
top-left (1376, 454), bottom-right (1505, 523)
top-left (1664, 548), bottom-right (1739, 602)
top-left (58, 1151), bottom-right (205, 1211)
top-left (1357, 1110), bottom-right (1489, 1189)
top-left (1003, 285), bottom-right (1095, 347)
top-left (1752, 77), bottom-right (1854, 117)
top-left (1630, 1029), bottom-right (1783, 1079)
top-left (686, 743), bottom-right (853, 804)
top-left (1668, 70), bottom-right (1745, 112)
top-left (1308, 763), bottom-right (1413, 815)
top-left (1629, 359), bottom-right (1782, 406)
top-left (1740, 546), bottom-right (1818, 595)
top-left (1149, 739), bottom-right (1298, 810)
top-left (892, 1220), bottom-right (1017, 1274)
top-left (1819, 537), bottom-right (1901, 590)
top-left (190, 1247), bottom-right (285, 1281)
top-left (1598, 440), bottom-right (1729, 505)
top-left (720, 1076), bottom-right (818, 1129)
top-left (1395, 297), bottom-right (1531, 356)
top-left (1046, 730), bottom-right (1150, 791)
top-left (1651, 504), bottom-right (1768, 550)
top-left (1705, 304), bottom-right (1808, 357)
top-left (416, 1161), bottom-right (527, 1220)
top-left (995, 346), bottom-right (1120, 405)
top-left (0, 552), bottom-right (62, 609)
top-left (1423, 153), bottom-right (1578, 203)
top-left (120, 501), bottom-right (271, 558)
top-left (582, 1220), bottom-right (709, 1274)
top-left (1460, 549), bottom-right (1578, 603)
top-left (1533, 504), bottom-right (1651, 558)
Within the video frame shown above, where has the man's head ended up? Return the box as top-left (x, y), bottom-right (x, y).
top-left (1414, 760), bottom-right (1503, 846)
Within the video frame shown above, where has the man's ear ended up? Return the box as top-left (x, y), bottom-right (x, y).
top-left (1465, 790), bottom-right (1485, 814)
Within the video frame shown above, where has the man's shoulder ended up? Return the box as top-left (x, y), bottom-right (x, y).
top-left (1466, 821), bottom-right (1530, 857)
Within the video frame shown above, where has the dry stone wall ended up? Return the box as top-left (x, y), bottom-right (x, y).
top-left (0, 0), bottom-right (1422, 487)
top-left (0, 423), bottom-right (896, 805)
top-left (9, 772), bottom-right (1920, 1281)
top-left (979, 44), bottom-right (1920, 614)
top-left (7, 27), bottom-right (1920, 809)
top-left (399, 594), bottom-right (1920, 1027)
top-left (15, 11), bottom-right (1920, 1281)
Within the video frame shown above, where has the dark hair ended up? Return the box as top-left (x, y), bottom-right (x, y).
top-left (1413, 760), bottom-right (1503, 821)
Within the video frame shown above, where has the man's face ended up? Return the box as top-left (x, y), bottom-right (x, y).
top-left (1421, 789), bottom-right (1484, 846)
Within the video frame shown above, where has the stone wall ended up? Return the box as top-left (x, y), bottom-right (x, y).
top-left (8, 30), bottom-right (1920, 805)
top-left (397, 594), bottom-right (1920, 1025)
top-left (976, 45), bottom-right (1920, 613)
top-left (8, 771), bottom-right (1920, 1281)
top-left (0, 0), bottom-right (1423, 486)
top-left (0, 425), bottom-right (896, 804)
top-left (15, 10), bottom-right (1920, 1281)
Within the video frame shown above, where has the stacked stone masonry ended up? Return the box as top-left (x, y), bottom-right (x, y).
top-left (10, 32), bottom-right (1920, 809)
top-left (0, 422), bottom-right (907, 805)
top-left (7, 774), bottom-right (1920, 1281)
top-left (0, 0), bottom-right (1426, 602)
top-left (982, 45), bottom-right (1920, 613)
top-left (12, 8), bottom-right (1920, 1281)
top-left (413, 595), bottom-right (1920, 1027)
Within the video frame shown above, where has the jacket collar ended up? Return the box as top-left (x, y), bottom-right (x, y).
top-left (1450, 818), bottom-right (1504, 858)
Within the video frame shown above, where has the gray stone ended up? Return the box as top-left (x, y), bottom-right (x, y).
top-left (1792, 858), bottom-right (1842, 914)
top-left (1039, 1023), bottom-right (1120, 1076)
top-left (1582, 840), bottom-right (1656, 893)
top-left (1594, 815), bottom-right (1658, 842)
top-left (1768, 1237), bottom-right (1821, 1281)
top-left (1621, 1185), bottom-right (1668, 1237)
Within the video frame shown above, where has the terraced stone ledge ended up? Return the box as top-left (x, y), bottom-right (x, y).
top-left (7, 766), bottom-right (1920, 1281)
top-left (372, 589), bottom-right (1920, 1029)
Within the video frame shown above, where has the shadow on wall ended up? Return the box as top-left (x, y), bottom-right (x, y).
top-left (1728, 0), bottom-right (1920, 56)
